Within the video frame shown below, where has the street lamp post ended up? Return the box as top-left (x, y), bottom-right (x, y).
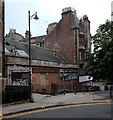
top-left (28, 10), bottom-right (39, 102)
top-left (2, 0), bottom-right (5, 79)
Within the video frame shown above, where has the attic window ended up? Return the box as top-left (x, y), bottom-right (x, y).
top-left (53, 52), bottom-right (57, 56)
top-left (5, 48), bottom-right (10, 53)
top-left (6, 42), bottom-right (10, 45)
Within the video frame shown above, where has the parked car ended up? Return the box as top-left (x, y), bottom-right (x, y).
top-left (84, 86), bottom-right (91, 92)
top-left (89, 86), bottom-right (101, 92)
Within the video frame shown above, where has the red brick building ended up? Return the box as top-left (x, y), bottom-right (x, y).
top-left (45, 7), bottom-right (91, 75)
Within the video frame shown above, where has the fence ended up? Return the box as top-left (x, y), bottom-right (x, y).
top-left (3, 85), bottom-right (29, 104)
top-left (32, 83), bottom-right (90, 95)
top-left (57, 84), bottom-right (90, 94)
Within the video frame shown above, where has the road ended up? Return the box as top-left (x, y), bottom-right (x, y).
top-left (3, 102), bottom-right (112, 119)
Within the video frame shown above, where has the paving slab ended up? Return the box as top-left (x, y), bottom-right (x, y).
top-left (2, 92), bottom-right (111, 116)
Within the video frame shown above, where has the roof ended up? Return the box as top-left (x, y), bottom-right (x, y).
top-left (22, 35), bottom-right (46, 44)
top-left (72, 10), bottom-right (79, 28)
top-left (35, 35), bottom-right (46, 43)
top-left (5, 45), bottom-right (29, 57)
top-left (5, 38), bottom-right (70, 64)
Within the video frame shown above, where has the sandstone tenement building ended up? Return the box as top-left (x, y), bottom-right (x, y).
top-left (45, 7), bottom-right (91, 75)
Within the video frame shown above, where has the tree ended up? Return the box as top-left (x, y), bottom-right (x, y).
top-left (84, 20), bottom-right (113, 83)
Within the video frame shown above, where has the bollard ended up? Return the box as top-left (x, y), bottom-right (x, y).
top-left (74, 87), bottom-right (76, 95)
top-left (75, 90), bottom-right (76, 95)
top-left (64, 89), bottom-right (65, 95)
top-left (83, 88), bottom-right (85, 94)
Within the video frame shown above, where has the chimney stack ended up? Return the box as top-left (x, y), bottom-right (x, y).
top-left (25, 30), bottom-right (31, 38)
top-left (61, 7), bottom-right (72, 18)
top-left (47, 22), bottom-right (57, 34)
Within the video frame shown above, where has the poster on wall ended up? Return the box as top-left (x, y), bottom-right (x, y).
top-left (12, 72), bottom-right (29, 86)
top-left (79, 76), bottom-right (93, 83)
top-left (60, 69), bottom-right (78, 80)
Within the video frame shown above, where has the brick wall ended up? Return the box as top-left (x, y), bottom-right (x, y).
top-left (45, 8), bottom-right (91, 76)
top-left (32, 67), bottom-right (79, 93)
top-left (32, 68), bottom-right (59, 93)
top-left (45, 11), bottom-right (76, 64)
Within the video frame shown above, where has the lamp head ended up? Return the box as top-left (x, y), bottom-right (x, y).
top-left (34, 15), bottom-right (39, 20)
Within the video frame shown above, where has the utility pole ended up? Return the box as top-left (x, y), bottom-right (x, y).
top-left (28, 10), bottom-right (39, 102)
top-left (2, 0), bottom-right (5, 79)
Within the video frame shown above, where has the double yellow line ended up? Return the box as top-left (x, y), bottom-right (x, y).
top-left (3, 102), bottom-right (111, 119)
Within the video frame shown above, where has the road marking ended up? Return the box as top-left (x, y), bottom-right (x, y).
top-left (41, 106), bottom-right (45, 109)
top-left (3, 102), bottom-right (111, 119)
top-left (74, 102), bottom-right (78, 104)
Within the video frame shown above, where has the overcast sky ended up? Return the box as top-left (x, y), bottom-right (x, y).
top-left (5, 0), bottom-right (112, 37)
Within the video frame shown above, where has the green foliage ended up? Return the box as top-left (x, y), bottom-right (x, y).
top-left (84, 20), bottom-right (113, 82)
top-left (29, 97), bottom-right (35, 103)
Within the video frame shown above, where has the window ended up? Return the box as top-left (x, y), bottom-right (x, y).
top-left (112, 12), bottom-right (113, 16)
top-left (79, 51), bottom-right (84, 61)
top-left (85, 41), bottom-right (87, 50)
top-left (80, 51), bottom-right (82, 60)
top-left (79, 39), bottom-right (82, 46)
top-left (40, 73), bottom-right (46, 86)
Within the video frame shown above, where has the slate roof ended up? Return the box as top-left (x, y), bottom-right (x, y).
top-left (35, 35), bottom-right (46, 43)
top-left (22, 35), bottom-right (46, 44)
top-left (5, 45), bottom-right (29, 57)
top-left (72, 10), bottom-right (79, 28)
top-left (5, 38), bottom-right (70, 64)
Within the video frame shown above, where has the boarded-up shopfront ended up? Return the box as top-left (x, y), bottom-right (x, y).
top-left (32, 67), bottom-right (59, 93)
top-left (32, 67), bottom-right (78, 94)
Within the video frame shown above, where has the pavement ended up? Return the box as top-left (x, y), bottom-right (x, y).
top-left (2, 91), bottom-right (111, 117)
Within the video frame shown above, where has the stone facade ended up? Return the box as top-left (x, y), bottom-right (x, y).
top-left (6, 29), bottom-right (24, 41)
top-left (45, 7), bottom-right (91, 75)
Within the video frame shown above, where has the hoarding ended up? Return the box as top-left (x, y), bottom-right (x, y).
top-left (79, 76), bottom-right (93, 83)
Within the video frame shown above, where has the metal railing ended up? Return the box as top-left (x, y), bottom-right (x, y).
top-left (32, 84), bottom-right (90, 95)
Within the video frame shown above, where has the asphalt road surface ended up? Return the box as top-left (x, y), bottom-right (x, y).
top-left (3, 102), bottom-right (112, 119)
